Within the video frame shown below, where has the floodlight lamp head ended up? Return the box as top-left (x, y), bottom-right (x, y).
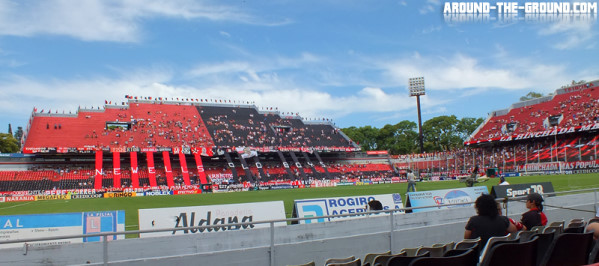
top-left (408, 77), bottom-right (426, 97)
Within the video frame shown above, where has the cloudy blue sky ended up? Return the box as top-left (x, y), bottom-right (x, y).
top-left (0, 0), bottom-right (597, 133)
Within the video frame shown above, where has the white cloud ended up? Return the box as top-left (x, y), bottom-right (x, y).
top-left (538, 20), bottom-right (595, 50)
top-left (380, 52), bottom-right (569, 92)
top-left (0, 0), bottom-right (284, 42)
top-left (219, 31), bottom-right (231, 38)
top-left (0, 65), bottom-right (423, 130)
top-left (419, 0), bottom-right (440, 14)
top-left (187, 53), bottom-right (323, 80)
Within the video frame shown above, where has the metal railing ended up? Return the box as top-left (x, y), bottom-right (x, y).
top-left (1, 188), bottom-right (597, 265)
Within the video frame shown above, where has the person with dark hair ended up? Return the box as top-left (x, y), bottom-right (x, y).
top-left (366, 199), bottom-right (383, 211)
top-left (518, 193), bottom-right (547, 230)
top-left (464, 194), bottom-right (517, 246)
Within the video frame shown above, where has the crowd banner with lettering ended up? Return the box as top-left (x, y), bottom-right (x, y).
top-left (405, 187), bottom-right (489, 213)
top-left (292, 193), bottom-right (404, 224)
top-left (130, 152), bottom-right (140, 188)
top-left (491, 182), bottom-right (554, 199)
top-left (517, 160), bottom-right (599, 172)
top-left (1, 195), bottom-right (36, 202)
top-left (0, 211), bottom-right (125, 249)
top-left (465, 123), bottom-right (599, 145)
top-left (94, 150), bottom-right (103, 190)
top-left (193, 151), bottom-right (209, 184)
top-left (35, 195), bottom-right (71, 201)
top-left (104, 192), bottom-right (137, 198)
top-left (146, 151), bottom-right (157, 187)
top-left (163, 151), bottom-right (175, 187)
top-left (138, 201), bottom-right (286, 238)
top-left (179, 151), bottom-right (191, 186)
top-left (143, 191), bottom-right (172, 196)
top-left (113, 152), bottom-right (121, 188)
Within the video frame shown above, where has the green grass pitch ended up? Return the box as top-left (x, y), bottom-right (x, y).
top-left (1, 173), bottom-right (598, 236)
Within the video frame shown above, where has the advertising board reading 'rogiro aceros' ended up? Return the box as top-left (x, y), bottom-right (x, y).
top-left (292, 193), bottom-right (404, 224)
top-left (138, 201), bottom-right (286, 238)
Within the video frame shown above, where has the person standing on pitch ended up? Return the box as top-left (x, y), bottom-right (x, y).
top-left (407, 169), bottom-right (417, 192)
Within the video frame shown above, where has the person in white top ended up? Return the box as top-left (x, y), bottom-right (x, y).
top-left (407, 170), bottom-right (417, 192)
top-left (498, 176), bottom-right (510, 185)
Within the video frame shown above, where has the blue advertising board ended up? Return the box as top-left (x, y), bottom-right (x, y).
top-left (0, 211), bottom-right (125, 248)
top-left (292, 193), bottom-right (404, 224)
top-left (405, 187), bottom-right (489, 213)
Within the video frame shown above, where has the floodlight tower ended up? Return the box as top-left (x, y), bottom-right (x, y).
top-left (409, 77), bottom-right (425, 153)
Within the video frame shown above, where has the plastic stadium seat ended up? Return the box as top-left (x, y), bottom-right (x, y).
top-left (589, 239), bottom-right (599, 264)
top-left (325, 256), bottom-right (355, 265)
top-left (408, 248), bottom-right (478, 266)
top-left (455, 237), bottom-right (481, 250)
top-left (363, 251), bottom-right (391, 266)
top-left (327, 258), bottom-right (361, 266)
top-left (287, 261), bottom-right (315, 266)
top-left (479, 236), bottom-right (537, 266)
top-left (516, 230), bottom-right (538, 242)
top-left (539, 232), bottom-right (594, 266)
top-left (385, 251), bottom-right (429, 266)
top-left (478, 235), bottom-right (519, 263)
top-left (398, 246), bottom-right (423, 257)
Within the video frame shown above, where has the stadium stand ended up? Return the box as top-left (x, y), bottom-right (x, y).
top-left (1, 98), bottom-right (394, 192)
top-left (468, 81), bottom-right (599, 143)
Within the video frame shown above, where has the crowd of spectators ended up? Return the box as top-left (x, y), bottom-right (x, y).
top-left (0, 159), bottom-right (395, 192)
top-left (200, 106), bottom-right (352, 148)
top-left (397, 133), bottom-right (599, 175)
top-left (471, 84), bottom-right (599, 141)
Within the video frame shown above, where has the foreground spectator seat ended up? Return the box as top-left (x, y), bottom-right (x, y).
top-left (384, 251), bottom-right (429, 266)
top-left (327, 258), bottom-right (361, 266)
top-left (539, 232), bottom-right (594, 266)
top-left (325, 256), bottom-right (355, 266)
top-left (363, 251), bottom-right (391, 266)
top-left (479, 236), bottom-right (537, 266)
top-left (408, 248), bottom-right (477, 266)
top-left (286, 261), bottom-right (315, 266)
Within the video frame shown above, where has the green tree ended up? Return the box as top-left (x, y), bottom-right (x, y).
top-left (519, 92), bottom-right (544, 101)
top-left (13, 127), bottom-right (23, 148)
top-left (376, 121), bottom-right (419, 154)
top-left (0, 133), bottom-right (19, 153)
top-left (456, 117), bottom-right (485, 140)
top-left (422, 115), bottom-right (462, 152)
top-left (342, 126), bottom-right (379, 151)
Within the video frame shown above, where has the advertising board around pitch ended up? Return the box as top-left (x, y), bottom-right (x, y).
top-left (138, 201), bottom-right (286, 238)
top-left (0, 211), bottom-right (125, 249)
top-left (292, 193), bottom-right (404, 224)
top-left (405, 187), bottom-right (489, 213)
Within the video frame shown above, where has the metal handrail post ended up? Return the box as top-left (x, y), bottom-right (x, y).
top-left (595, 189), bottom-right (597, 216)
top-left (103, 235), bottom-right (108, 266)
top-left (270, 221), bottom-right (275, 266)
top-left (389, 210), bottom-right (395, 253)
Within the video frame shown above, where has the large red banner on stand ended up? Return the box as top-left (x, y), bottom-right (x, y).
top-left (113, 152), bottom-right (121, 188)
top-left (179, 152), bottom-right (191, 185)
top-left (94, 150), bottom-right (103, 190)
top-left (146, 152), bottom-right (158, 187)
top-left (163, 151), bottom-right (175, 187)
top-left (130, 152), bottom-right (140, 188)
top-left (193, 151), bottom-right (208, 184)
